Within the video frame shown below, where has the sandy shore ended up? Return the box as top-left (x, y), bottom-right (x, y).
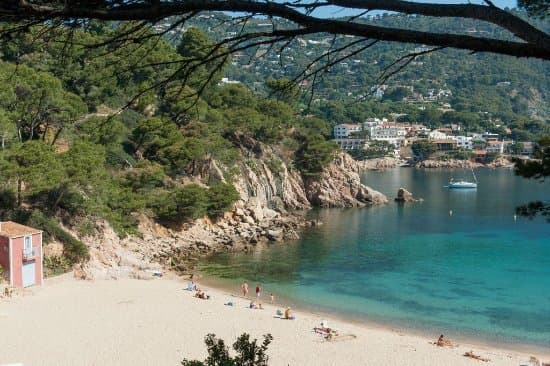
top-left (1, 277), bottom-right (548, 366)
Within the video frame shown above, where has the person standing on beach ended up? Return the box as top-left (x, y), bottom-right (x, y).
top-left (256, 284), bottom-right (261, 299)
top-left (242, 282), bottom-right (249, 298)
top-left (270, 293), bottom-right (274, 304)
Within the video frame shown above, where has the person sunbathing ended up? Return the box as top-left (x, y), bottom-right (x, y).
top-left (284, 307), bottom-right (295, 319)
top-left (434, 334), bottom-right (454, 347)
top-left (249, 301), bottom-right (263, 309)
top-left (463, 351), bottom-right (490, 362)
top-left (194, 290), bottom-right (209, 300)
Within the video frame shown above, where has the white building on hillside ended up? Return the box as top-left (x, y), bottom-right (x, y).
top-left (333, 124), bottom-right (363, 138)
top-left (369, 123), bottom-right (407, 149)
top-left (453, 136), bottom-right (473, 150)
top-left (428, 130), bottom-right (448, 140)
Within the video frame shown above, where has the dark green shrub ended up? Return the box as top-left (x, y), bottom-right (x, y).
top-left (181, 333), bottom-right (273, 366)
top-left (153, 184), bottom-right (208, 224)
top-left (207, 183), bottom-right (240, 218)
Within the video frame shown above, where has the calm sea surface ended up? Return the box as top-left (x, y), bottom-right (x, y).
top-left (198, 168), bottom-right (550, 348)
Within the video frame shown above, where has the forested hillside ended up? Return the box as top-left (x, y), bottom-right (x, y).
top-left (167, 12), bottom-right (549, 139)
top-left (0, 23), bottom-right (336, 272)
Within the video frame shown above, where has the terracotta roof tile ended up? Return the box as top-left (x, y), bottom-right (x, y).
top-left (0, 221), bottom-right (42, 238)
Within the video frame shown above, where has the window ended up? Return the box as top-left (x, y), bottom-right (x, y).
top-left (24, 235), bottom-right (32, 256)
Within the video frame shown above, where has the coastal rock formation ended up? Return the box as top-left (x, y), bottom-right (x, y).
top-left (394, 188), bottom-right (422, 203)
top-left (415, 159), bottom-right (483, 169)
top-left (73, 145), bottom-right (387, 279)
top-left (306, 153), bottom-right (388, 207)
top-left (358, 157), bottom-right (400, 170)
top-left (487, 156), bottom-right (514, 168)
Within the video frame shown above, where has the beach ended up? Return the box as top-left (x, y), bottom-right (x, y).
top-left (1, 276), bottom-right (548, 366)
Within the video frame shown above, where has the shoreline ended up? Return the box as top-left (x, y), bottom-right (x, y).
top-left (197, 271), bottom-right (550, 358)
top-left (1, 276), bottom-right (548, 366)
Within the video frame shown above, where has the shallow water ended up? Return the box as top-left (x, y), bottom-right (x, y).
top-left (199, 168), bottom-right (550, 348)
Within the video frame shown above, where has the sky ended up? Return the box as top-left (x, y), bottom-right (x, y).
top-left (311, 0), bottom-right (519, 18)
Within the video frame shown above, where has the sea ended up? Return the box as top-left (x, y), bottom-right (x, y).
top-left (198, 168), bottom-right (550, 349)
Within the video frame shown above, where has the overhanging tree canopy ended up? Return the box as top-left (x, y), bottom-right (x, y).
top-left (0, 0), bottom-right (548, 60)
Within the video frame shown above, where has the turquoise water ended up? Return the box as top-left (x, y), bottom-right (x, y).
top-left (199, 168), bottom-right (550, 348)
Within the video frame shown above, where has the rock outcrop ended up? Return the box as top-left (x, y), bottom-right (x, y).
top-left (415, 159), bottom-right (483, 169)
top-left (358, 157), bottom-right (400, 170)
top-left (394, 188), bottom-right (422, 203)
top-left (72, 144), bottom-right (387, 279)
top-left (305, 153), bottom-right (387, 207)
top-left (487, 156), bottom-right (514, 168)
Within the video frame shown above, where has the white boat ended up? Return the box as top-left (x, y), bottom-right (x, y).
top-left (448, 169), bottom-right (478, 189)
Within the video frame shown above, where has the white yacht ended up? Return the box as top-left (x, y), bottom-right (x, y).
top-left (448, 169), bottom-right (478, 189)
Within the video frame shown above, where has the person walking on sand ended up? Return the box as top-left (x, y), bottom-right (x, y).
top-left (242, 281), bottom-right (249, 298)
top-left (256, 284), bottom-right (261, 299)
top-left (270, 293), bottom-right (274, 304)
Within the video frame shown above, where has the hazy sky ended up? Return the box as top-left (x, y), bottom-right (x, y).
top-left (312, 0), bottom-right (519, 17)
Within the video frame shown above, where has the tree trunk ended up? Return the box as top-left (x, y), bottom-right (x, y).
top-left (53, 185), bottom-right (67, 208)
top-left (17, 179), bottom-right (22, 207)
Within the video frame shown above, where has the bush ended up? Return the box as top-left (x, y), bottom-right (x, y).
top-left (153, 184), bottom-right (208, 224)
top-left (294, 134), bottom-right (337, 178)
top-left (0, 264), bottom-right (4, 283)
top-left (445, 150), bottom-right (475, 160)
top-left (44, 255), bottom-right (72, 277)
top-left (412, 141), bottom-right (437, 161)
top-left (13, 209), bottom-right (89, 264)
top-left (181, 333), bottom-right (273, 366)
top-left (153, 183), bottom-right (240, 224)
top-left (207, 183), bottom-right (240, 218)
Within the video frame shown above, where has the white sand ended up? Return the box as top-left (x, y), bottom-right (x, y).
top-left (1, 277), bottom-right (548, 366)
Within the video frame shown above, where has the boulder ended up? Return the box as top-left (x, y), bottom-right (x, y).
top-left (267, 229), bottom-right (283, 241)
top-left (394, 187), bottom-right (422, 203)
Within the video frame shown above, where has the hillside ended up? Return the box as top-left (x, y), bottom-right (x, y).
top-left (0, 23), bottom-right (385, 277)
top-left (157, 12), bottom-right (549, 139)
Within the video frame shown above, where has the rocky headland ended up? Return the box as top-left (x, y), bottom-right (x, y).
top-left (55, 143), bottom-right (387, 280)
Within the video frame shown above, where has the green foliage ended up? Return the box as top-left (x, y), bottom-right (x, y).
top-left (445, 150), bottom-right (475, 160)
top-left (294, 134), bottom-right (337, 178)
top-left (265, 78), bottom-right (299, 103)
top-left (2, 141), bottom-right (64, 205)
top-left (207, 183), bottom-right (241, 218)
top-left (13, 209), bottom-right (88, 263)
top-left (181, 333), bottom-right (273, 366)
top-left (177, 27), bottom-right (227, 90)
top-left (383, 87), bottom-right (412, 102)
top-left (0, 264), bottom-right (4, 283)
top-left (0, 20), bottom-right (339, 247)
top-left (153, 184), bottom-right (208, 224)
top-left (152, 183), bottom-right (240, 224)
top-left (44, 255), bottom-right (72, 277)
top-left (412, 141), bottom-right (437, 161)
top-left (348, 140), bottom-right (394, 160)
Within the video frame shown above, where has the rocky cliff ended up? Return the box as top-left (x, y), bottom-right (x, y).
top-left (62, 144), bottom-right (387, 280)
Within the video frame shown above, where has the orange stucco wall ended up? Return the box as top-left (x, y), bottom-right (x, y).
top-left (7, 233), bottom-right (42, 287)
top-left (0, 236), bottom-right (9, 283)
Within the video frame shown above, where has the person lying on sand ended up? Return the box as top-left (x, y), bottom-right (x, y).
top-left (463, 351), bottom-right (490, 362)
top-left (194, 290), bottom-right (210, 300)
top-left (314, 320), bottom-right (339, 340)
top-left (249, 301), bottom-right (263, 309)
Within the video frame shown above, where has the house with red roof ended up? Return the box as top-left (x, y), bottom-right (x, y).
top-left (0, 221), bottom-right (43, 288)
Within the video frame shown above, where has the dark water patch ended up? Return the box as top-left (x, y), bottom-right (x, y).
top-left (465, 233), bottom-right (498, 238)
top-left (451, 287), bottom-right (483, 298)
top-left (484, 307), bottom-right (550, 334)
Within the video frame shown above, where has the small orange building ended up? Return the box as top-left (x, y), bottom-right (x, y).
top-left (0, 221), bottom-right (43, 288)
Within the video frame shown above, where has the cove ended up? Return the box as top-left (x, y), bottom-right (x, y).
top-left (198, 168), bottom-right (550, 348)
